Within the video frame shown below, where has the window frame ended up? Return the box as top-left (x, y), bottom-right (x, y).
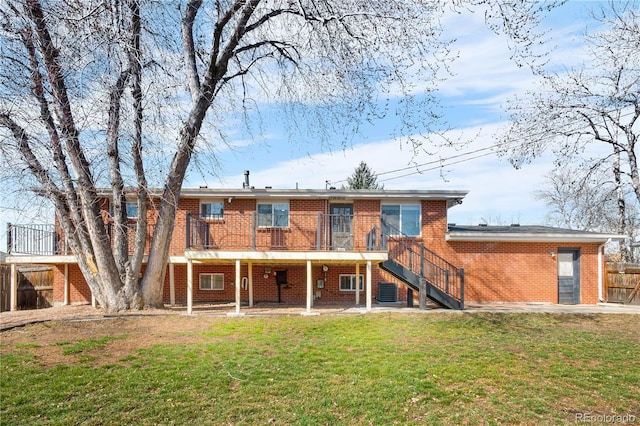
top-left (339, 274), bottom-right (364, 292)
top-left (257, 201), bottom-right (290, 228)
top-left (381, 203), bottom-right (421, 237)
top-left (199, 273), bottom-right (224, 291)
top-left (200, 199), bottom-right (224, 220)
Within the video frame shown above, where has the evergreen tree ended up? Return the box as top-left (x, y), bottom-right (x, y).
top-left (346, 162), bottom-right (383, 189)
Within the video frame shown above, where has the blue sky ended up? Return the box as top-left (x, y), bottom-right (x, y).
top-left (0, 1), bottom-right (608, 252)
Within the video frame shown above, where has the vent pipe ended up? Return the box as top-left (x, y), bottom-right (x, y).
top-left (243, 170), bottom-right (250, 189)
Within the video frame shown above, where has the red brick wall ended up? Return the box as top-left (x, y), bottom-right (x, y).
top-left (52, 264), bottom-right (92, 304)
top-left (47, 196), bottom-right (603, 307)
top-left (447, 241), bottom-right (600, 304)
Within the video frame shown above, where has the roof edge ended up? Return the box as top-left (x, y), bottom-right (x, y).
top-left (445, 232), bottom-right (626, 243)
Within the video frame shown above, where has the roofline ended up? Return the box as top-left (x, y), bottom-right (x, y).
top-left (98, 188), bottom-right (470, 201)
top-left (445, 231), bottom-right (626, 243)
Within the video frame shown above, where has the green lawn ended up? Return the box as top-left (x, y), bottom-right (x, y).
top-left (1, 313), bottom-right (639, 425)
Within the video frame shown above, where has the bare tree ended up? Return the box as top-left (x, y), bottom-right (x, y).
top-left (0, 0), bottom-right (561, 312)
top-left (499, 1), bottom-right (639, 256)
top-left (536, 164), bottom-right (638, 260)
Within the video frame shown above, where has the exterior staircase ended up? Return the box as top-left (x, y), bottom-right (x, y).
top-left (379, 234), bottom-right (464, 310)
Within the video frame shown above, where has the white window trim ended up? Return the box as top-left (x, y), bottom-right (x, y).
top-left (200, 199), bottom-right (224, 220)
top-left (199, 273), bottom-right (224, 291)
top-left (381, 203), bottom-right (421, 237)
top-left (339, 274), bottom-right (364, 292)
top-left (257, 201), bottom-right (290, 228)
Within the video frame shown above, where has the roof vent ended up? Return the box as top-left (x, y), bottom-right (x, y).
top-left (511, 223), bottom-right (520, 227)
top-left (479, 223), bottom-right (488, 227)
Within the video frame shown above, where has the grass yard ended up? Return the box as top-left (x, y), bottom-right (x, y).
top-left (1, 312), bottom-right (639, 425)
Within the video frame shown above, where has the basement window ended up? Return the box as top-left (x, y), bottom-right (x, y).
top-left (200, 273), bottom-right (224, 291)
top-left (339, 274), bottom-right (364, 291)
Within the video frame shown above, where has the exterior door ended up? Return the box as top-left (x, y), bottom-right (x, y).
top-left (331, 204), bottom-right (353, 250)
top-left (558, 249), bottom-right (580, 304)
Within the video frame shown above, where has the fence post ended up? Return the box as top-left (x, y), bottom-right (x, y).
top-left (185, 213), bottom-right (191, 249)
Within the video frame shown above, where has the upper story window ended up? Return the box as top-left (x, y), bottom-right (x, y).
top-left (200, 200), bottom-right (224, 219)
top-left (381, 204), bottom-right (421, 236)
top-left (125, 202), bottom-right (138, 219)
top-left (257, 202), bottom-right (289, 228)
top-left (108, 200), bottom-right (138, 219)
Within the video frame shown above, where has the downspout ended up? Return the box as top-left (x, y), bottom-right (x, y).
top-left (598, 239), bottom-right (611, 302)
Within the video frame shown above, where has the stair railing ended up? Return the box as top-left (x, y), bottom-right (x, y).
top-left (383, 220), bottom-right (464, 303)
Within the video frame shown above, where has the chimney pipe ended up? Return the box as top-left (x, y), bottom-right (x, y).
top-left (243, 170), bottom-right (250, 189)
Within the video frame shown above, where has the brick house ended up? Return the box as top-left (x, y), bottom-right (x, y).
top-left (5, 183), bottom-right (624, 313)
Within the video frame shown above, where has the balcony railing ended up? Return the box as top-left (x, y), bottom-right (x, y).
top-left (6, 223), bottom-right (63, 255)
top-left (7, 213), bottom-right (387, 256)
top-left (186, 212), bottom-right (385, 252)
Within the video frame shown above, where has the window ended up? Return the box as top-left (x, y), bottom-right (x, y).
top-left (339, 274), bottom-right (364, 291)
top-left (257, 202), bottom-right (289, 227)
top-left (108, 200), bottom-right (138, 219)
top-left (126, 202), bottom-right (138, 219)
top-left (381, 204), bottom-right (421, 236)
top-left (200, 200), bottom-right (224, 219)
top-left (200, 273), bottom-right (224, 290)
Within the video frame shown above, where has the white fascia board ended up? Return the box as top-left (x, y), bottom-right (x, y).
top-left (102, 188), bottom-right (469, 201)
top-left (445, 232), bottom-right (627, 243)
top-left (185, 250), bottom-right (388, 263)
top-left (6, 255), bottom-right (77, 264)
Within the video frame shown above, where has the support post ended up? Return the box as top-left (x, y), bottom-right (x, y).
top-left (10, 263), bottom-right (17, 311)
top-left (187, 259), bottom-right (193, 315)
top-left (419, 277), bottom-right (427, 310)
top-left (235, 259), bottom-right (241, 314)
top-left (248, 262), bottom-right (254, 307)
top-left (306, 260), bottom-right (312, 313)
top-left (63, 264), bottom-right (69, 305)
top-left (302, 260), bottom-right (318, 316)
top-left (366, 261), bottom-right (372, 311)
top-left (355, 263), bottom-right (360, 306)
top-left (169, 262), bottom-right (175, 306)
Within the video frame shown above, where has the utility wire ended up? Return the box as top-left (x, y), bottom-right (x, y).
top-left (331, 109), bottom-right (637, 186)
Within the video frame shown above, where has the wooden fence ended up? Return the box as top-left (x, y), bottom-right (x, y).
top-left (0, 265), bottom-right (54, 312)
top-left (605, 263), bottom-right (640, 305)
top-left (0, 264), bottom-right (9, 312)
